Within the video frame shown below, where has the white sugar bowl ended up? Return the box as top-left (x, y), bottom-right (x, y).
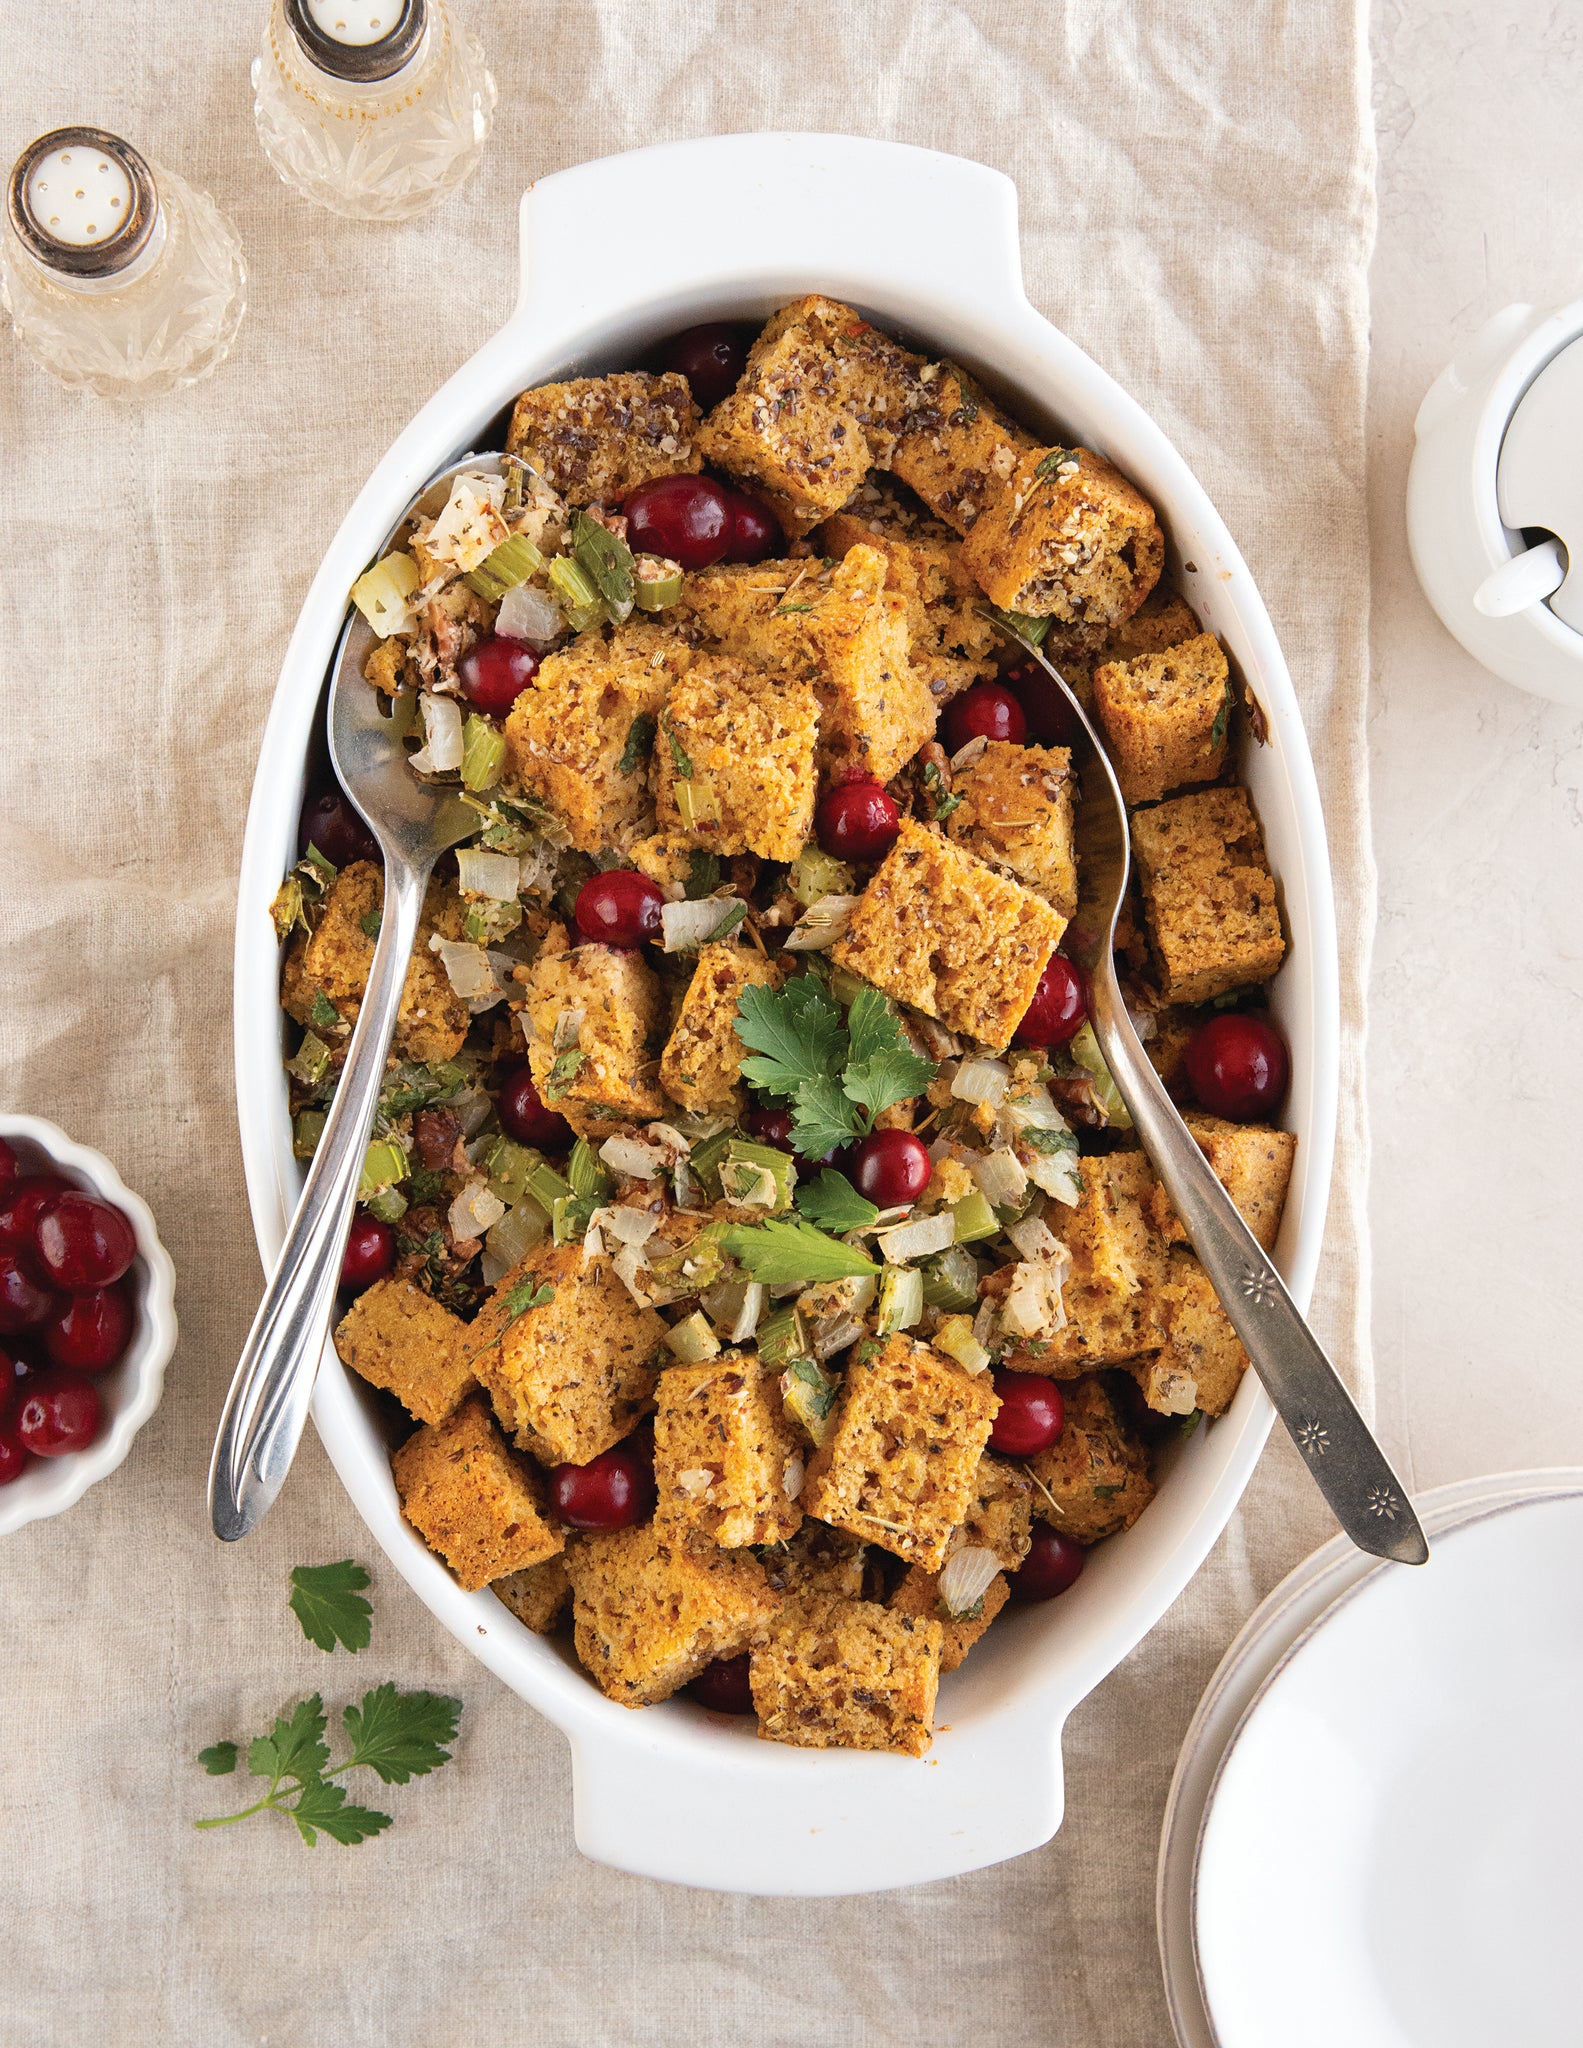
top-left (1408, 298), bottom-right (1583, 705)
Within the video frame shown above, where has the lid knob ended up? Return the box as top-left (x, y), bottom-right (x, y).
top-left (6, 127), bottom-right (159, 279)
top-left (285, 0), bottom-right (427, 80)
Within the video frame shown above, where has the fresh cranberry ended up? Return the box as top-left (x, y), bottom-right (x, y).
top-left (815, 779), bottom-right (900, 864)
top-left (575, 869), bottom-right (664, 948)
top-left (0, 1174), bottom-right (69, 1257)
top-left (14, 1368), bottom-right (101, 1457)
top-left (1014, 954), bottom-right (1090, 1049)
top-left (498, 1067), bottom-right (573, 1151)
top-left (719, 485), bottom-right (781, 565)
top-left (44, 1284), bottom-right (133, 1372)
top-left (1011, 1524), bottom-right (1087, 1601)
top-left (341, 1215), bottom-right (396, 1294)
top-left (0, 1255), bottom-right (54, 1335)
top-left (300, 786), bottom-right (378, 869)
top-left (849, 1128), bottom-right (932, 1208)
top-left (0, 1423), bottom-right (26, 1483)
top-left (660, 321), bottom-right (755, 409)
top-left (1003, 658), bottom-right (1083, 748)
top-left (34, 1191), bottom-right (136, 1290)
top-left (624, 474), bottom-right (733, 572)
top-left (458, 634), bottom-right (538, 718)
top-left (942, 680), bottom-right (1028, 755)
top-left (989, 1370), bottom-right (1065, 1456)
top-left (1185, 1013), bottom-right (1291, 1120)
top-left (0, 1138), bottom-right (15, 1188)
top-left (745, 1105), bottom-right (796, 1153)
top-left (689, 1652), bottom-right (755, 1714)
top-left (550, 1439), bottom-right (656, 1531)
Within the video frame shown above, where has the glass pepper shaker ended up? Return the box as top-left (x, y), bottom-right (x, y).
top-left (0, 128), bottom-right (246, 397)
top-left (252, 0), bottom-right (496, 221)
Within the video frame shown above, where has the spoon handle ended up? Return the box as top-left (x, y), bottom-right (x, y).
top-left (208, 856), bottom-right (431, 1541)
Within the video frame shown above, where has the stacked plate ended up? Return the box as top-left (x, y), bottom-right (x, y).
top-left (1158, 1469), bottom-right (1583, 2048)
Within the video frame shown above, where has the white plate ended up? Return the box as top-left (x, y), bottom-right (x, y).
top-left (1191, 1483), bottom-right (1583, 2048)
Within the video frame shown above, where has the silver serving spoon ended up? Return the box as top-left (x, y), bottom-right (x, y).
top-left (987, 624), bottom-right (1428, 1566)
top-left (209, 455), bottom-right (498, 1541)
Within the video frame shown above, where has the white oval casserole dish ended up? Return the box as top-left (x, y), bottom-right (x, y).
top-left (233, 132), bottom-right (1339, 1897)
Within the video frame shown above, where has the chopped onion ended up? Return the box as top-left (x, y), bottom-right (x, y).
top-left (970, 1146), bottom-right (1028, 1209)
top-left (952, 1057), bottom-right (1011, 1107)
top-left (422, 472), bottom-right (507, 572)
top-left (1001, 1082), bottom-right (1064, 1132)
top-left (1005, 1214), bottom-right (1063, 1265)
top-left (430, 936), bottom-right (500, 1004)
top-left (664, 1312), bottom-right (721, 1364)
top-left (646, 1122), bottom-right (692, 1158)
top-left (933, 1313), bottom-right (991, 1375)
top-left (455, 847), bottom-right (521, 900)
top-left (782, 1452), bottom-right (806, 1502)
top-left (600, 1134), bottom-right (667, 1181)
top-left (1001, 1259), bottom-right (1069, 1339)
top-left (781, 893), bottom-right (859, 952)
top-left (496, 580), bottom-right (565, 646)
top-left (875, 1211), bottom-right (956, 1263)
top-left (1026, 1147), bottom-right (1083, 1206)
top-left (600, 1203), bottom-right (660, 1248)
top-left (448, 1178), bottom-right (505, 1241)
top-left (410, 691), bottom-right (464, 774)
top-left (483, 1196), bottom-right (548, 1278)
top-left (938, 1545), bottom-right (1001, 1615)
top-left (552, 1006), bottom-right (585, 1052)
top-left (719, 1159), bottom-right (779, 1208)
top-left (350, 551), bottom-right (419, 636)
top-left (702, 1278), bottom-right (766, 1343)
top-left (612, 1242), bottom-right (656, 1304)
top-left (660, 896), bottom-right (744, 953)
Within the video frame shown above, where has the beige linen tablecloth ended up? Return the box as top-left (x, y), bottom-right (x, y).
top-left (0, 5), bottom-right (1374, 2041)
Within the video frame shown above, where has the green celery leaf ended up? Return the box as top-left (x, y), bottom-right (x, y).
top-left (198, 1741), bottom-right (238, 1777)
top-left (290, 1777), bottom-right (393, 1847)
top-left (248, 1695), bottom-right (329, 1785)
top-left (795, 1168), bottom-right (879, 1233)
top-left (721, 1218), bottom-right (878, 1287)
top-left (340, 1683), bottom-right (463, 1785)
top-left (289, 1561), bottom-right (373, 1655)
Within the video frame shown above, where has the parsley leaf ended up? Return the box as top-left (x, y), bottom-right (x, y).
top-left (617, 711), bottom-right (657, 776)
top-left (247, 1694), bottom-right (330, 1786)
top-left (795, 1168), bottom-right (880, 1233)
top-left (359, 909), bottom-right (383, 940)
top-left (722, 1219), bottom-right (879, 1286)
top-left (310, 991), bottom-right (340, 1032)
top-left (684, 849), bottom-right (722, 899)
top-left (503, 1279), bottom-right (555, 1321)
top-left (790, 1074), bottom-right (865, 1159)
top-left (290, 1777), bottom-right (393, 1847)
top-left (841, 989), bottom-right (934, 1119)
top-left (198, 1742), bottom-right (238, 1776)
top-left (922, 760), bottom-right (963, 821)
top-left (289, 1560), bottom-right (373, 1655)
top-left (735, 978), bottom-right (849, 1100)
top-left (1034, 446), bottom-right (1078, 480)
top-left (1022, 1126), bottom-right (1079, 1156)
top-left (340, 1684), bottom-right (462, 1785)
top-left (542, 1049), bottom-right (587, 1100)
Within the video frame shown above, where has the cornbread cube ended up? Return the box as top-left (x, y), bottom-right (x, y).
top-left (816, 505), bottom-right (999, 699)
top-left (626, 832), bottom-right (701, 899)
top-left (891, 363), bottom-right (1038, 534)
top-left (505, 372), bottom-right (701, 507)
top-left (493, 1555), bottom-right (572, 1633)
top-left (960, 446), bottom-right (1165, 626)
top-left (659, 944), bottom-right (782, 1115)
top-left (333, 1276), bottom-right (475, 1426)
top-left (802, 1334), bottom-right (1000, 1570)
top-left (1124, 1344), bottom-right (1203, 1419)
top-left (654, 1351), bottom-right (804, 1547)
top-left (750, 1594), bottom-right (942, 1755)
top-left (565, 1524), bottom-right (779, 1707)
top-left (1144, 1250), bottom-right (1249, 1417)
top-left (1019, 1153), bottom-right (1168, 1373)
top-left (1093, 632), bottom-right (1232, 806)
top-left (298, 863), bottom-right (469, 1064)
top-left (697, 296), bottom-right (928, 536)
top-left (946, 739), bottom-right (1078, 918)
top-left (653, 656), bottom-right (819, 861)
top-left (520, 927), bottom-right (669, 1130)
top-left (889, 1562), bottom-right (1009, 1671)
top-left (829, 819), bottom-right (1067, 1050)
top-left (392, 1394), bottom-right (564, 1591)
top-left (1026, 1373), bottom-right (1155, 1544)
top-left (682, 547), bottom-right (935, 782)
top-left (469, 1241), bottom-right (664, 1466)
top-left (502, 622), bottom-right (692, 853)
top-left (756, 1520), bottom-right (867, 1600)
top-left (1104, 586), bottom-right (1203, 661)
top-left (953, 1451), bottom-right (1034, 1570)
top-left (1130, 788), bottom-right (1286, 1003)
top-left (1184, 1113), bottom-right (1297, 1252)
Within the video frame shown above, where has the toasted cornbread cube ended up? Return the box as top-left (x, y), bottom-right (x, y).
top-left (1093, 632), bottom-right (1231, 806)
top-left (954, 1451), bottom-right (1034, 1569)
top-left (653, 656), bottom-right (819, 861)
top-left (502, 623), bottom-right (691, 853)
top-left (683, 548), bottom-right (936, 782)
top-left (802, 1334), bottom-right (1000, 1570)
top-left (889, 1563), bottom-right (1009, 1671)
top-left (816, 503), bottom-right (999, 699)
top-left (626, 832), bottom-right (702, 899)
top-left (654, 1352), bottom-right (804, 1547)
top-left (659, 944), bottom-right (782, 1115)
top-left (392, 1393), bottom-right (564, 1591)
top-left (891, 363), bottom-right (1038, 534)
top-left (469, 1242), bottom-right (664, 1466)
top-left (297, 863), bottom-right (469, 1064)
top-left (960, 446), bottom-right (1164, 626)
top-left (333, 1277), bottom-right (475, 1426)
top-left (756, 1520), bottom-right (868, 1600)
top-left (521, 927), bottom-right (669, 1130)
top-left (830, 819), bottom-right (1066, 1049)
top-left (751, 1593), bottom-right (942, 1755)
top-left (1184, 1113), bottom-right (1297, 1251)
top-left (1124, 1344), bottom-right (1202, 1419)
top-left (946, 739), bottom-right (1078, 917)
top-left (1130, 788), bottom-right (1286, 1003)
top-left (506, 372), bottom-right (701, 507)
top-left (493, 1555), bottom-right (572, 1633)
top-left (566, 1524), bottom-right (779, 1706)
top-left (1026, 1373), bottom-right (1155, 1544)
top-left (697, 297), bottom-right (928, 536)
top-left (1017, 1153), bottom-right (1168, 1373)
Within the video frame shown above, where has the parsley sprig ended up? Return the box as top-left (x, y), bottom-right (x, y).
top-left (288, 1560), bottom-right (373, 1654)
top-left (735, 979), bottom-right (935, 1160)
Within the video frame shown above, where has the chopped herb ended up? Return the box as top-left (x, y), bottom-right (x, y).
top-left (571, 510), bottom-right (635, 616)
top-left (1180, 1408), bottom-right (1204, 1438)
top-left (985, 604), bottom-right (1050, 648)
top-left (795, 1168), bottom-right (880, 1233)
top-left (685, 849), bottom-right (722, 899)
top-left (734, 977), bottom-right (934, 1159)
top-left (1209, 687), bottom-right (1233, 748)
top-left (501, 1279), bottom-right (555, 1325)
top-left (851, 1336), bottom-right (883, 1368)
top-left (1093, 1483), bottom-right (1122, 1500)
top-left (310, 992), bottom-right (340, 1033)
top-left (1034, 446), bottom-right (1078, 480)
top-left (720, 1218), bottom-right (879, 1287)
top-left (617, 711), bottom-right (657, 776)
top-left (681, 899), bottom-right (748, 949)
top-left (289, 1561), bottom-right (373, 1655)
top-left (1022, 1126), bottom-right (1080, 1156)
top-left (359, 909), bottom-right (383, 940)
top-left (542, 1049), bottom-right (587, 1100)
top-left (301, 845), bottom-right (338, 888)
top-left (662, 718), bottom-right (693, 779)
top-left (922, 760), bottom-right (962, 821)
top-left (406, 1165), bottom-right (449, 1207)
top-left (776, 601), bottom-right (816, 614)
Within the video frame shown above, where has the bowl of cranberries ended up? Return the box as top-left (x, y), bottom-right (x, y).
top-left (0, 1116), bottom-right (176, 1535)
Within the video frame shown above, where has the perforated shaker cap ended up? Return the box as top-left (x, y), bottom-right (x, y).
top-left (284, 0), bottom-right (427, 82)
top-left (6, 127), bottom-right (159, 279)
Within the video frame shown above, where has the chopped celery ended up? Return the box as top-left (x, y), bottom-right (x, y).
top-left (951, 1189), bottom-right (1000, 1245)
top-left (461, 715), bottom-right (507, 793)
top-left (526, 1159), bottom-right (573, 1212)
top-left (486, 1137), bottom-right (540, 1205)
top-left (465, 532), bottom-right (545, 602)
top-left (646, 1222), bottom-right (728, 1300)
top-left (462, 898), bottom-right (523, 945)
top-left (664, 1311), bottom-right (722, 1364)
top-left (359, 1138), bottom-right (409, 1196)
top-left (567, 1136), bottom-right (614, 1204)
top-left (1068, 1021), bottom-right (1132, 1129)
top-left (547, 556), bottom-right (604, 633)
top-left (484, 1196), bottom-right (548, 1271)
top-left (632, 556), bottom-right (683, 610)
top-left (922, 1244), bottom-right (981, 1313)
top-left (292, 1109), bottom-right (326, 1159)
top-left (722, 1137), bottom-right (796, 1214)
top-left (363, 1186), bottom-right (408, 1224)
top-left (350, 551), bottom-right (419, 635)
top-left (674, 774), bottom-right (722, 831)
top-left (876, 1264), bottom-right (925, 1335)
top-left (788, 845), bottom-right (856, 907)
top-left (755, 1305), bottom-right (810, 1369)
top-left (933, 1313), bottom-right (991, 1375)
top-left (780, 1355), bottom-right (838, 1448)
top-left (826, 965), bottom-right (872, 1009)
top-left (688, 1129), bottom-right (731, 1200)
top-left (286, 1031), bottom-right (332, 1088)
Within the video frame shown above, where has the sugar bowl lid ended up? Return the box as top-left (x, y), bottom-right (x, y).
top-left (6, 127), bottom-right (159, 279)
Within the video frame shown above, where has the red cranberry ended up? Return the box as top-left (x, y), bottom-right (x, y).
top-left (1185, 1013), bottom-right (1290, 1120)
top-left (624, 474), bottom-right (733, 572)
top-left (575, 869), bottom-right (664, 948)
top-left (1003, 658), bottom-right (1083, 748)
top-left (849, 1128), bottom-right (932, 1208)
top-left (1011, 1524), bottom-right (1087, 1601)
top-left (0, 1138), bottom-right (15, 1188)
top-left (1014, 954), bottom-right (1090, 1049)
top-left (0, 1422), bottom-right (26, 1484)
top-left (300, 786), bottom-right (378, 869)
top-left (341, 1215), bottom-right (396, 1294)
top-left (15, 1368), bottom-right (102, 1456)
top-left (720, 485), bottom-right (781, 565)
top-left (660, 321), bottom-right (755, 409)
top-left (498, 1067), bottom-right (573, 1151)
top-left (44, 1284), bottom-right (133, 1372)
top-left (689, 1652), bottom-right (755, 1714)
top-left (0, 1255), bottom-right (54, 1335)
top-left (815, 779), bottom-right (901, 864)
top-left (942, 680), bottom-right (1028, 754)
top-left (745, 1105), bottom-right (796, 1153)
top-left (550, 1439), bottom-right (655, 1531)
top-left (34, 1191), bottom-right (136, 1289)
top-left (989, 1370), bottom-right (1065, 1457)
top-left (0, 1174), bottom-right (69, 1257)
top-left (458, 634), bottom-right (539, 718)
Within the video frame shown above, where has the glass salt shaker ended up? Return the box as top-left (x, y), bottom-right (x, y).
top-left (252, 0), bottom-right (496, 221)
top-left (0, 128), bottom-right (246, 397)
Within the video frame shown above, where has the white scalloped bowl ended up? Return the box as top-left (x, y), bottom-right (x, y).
top-left (0, 1115), bottom-right (177, 1535)
top-left (232, 134), bottom-right (1339, 1896)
